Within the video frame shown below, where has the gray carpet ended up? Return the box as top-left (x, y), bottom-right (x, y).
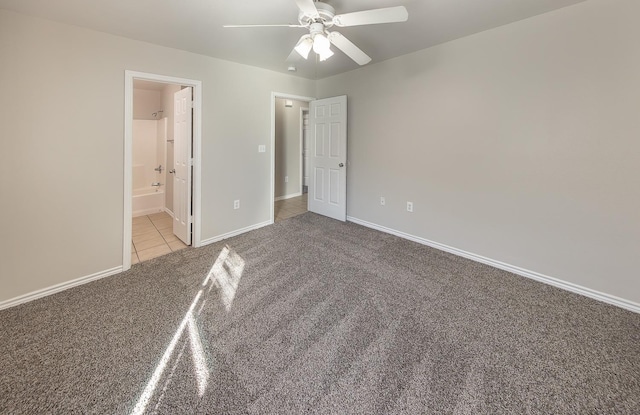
top-left (1, 212), bottom-right (639, 414)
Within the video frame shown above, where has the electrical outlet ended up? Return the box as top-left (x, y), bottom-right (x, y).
top-left (407, 201), bottom-right (413, 212)
top-left (285, 176), bottom-right (289, 183)
top-left (233, 200), bottom-right (240, 210)
top-left (258, 145), bottom-right (266, 153)
top-left (380, 196), bottom-right (386, 206)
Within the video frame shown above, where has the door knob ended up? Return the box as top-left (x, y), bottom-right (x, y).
top-left (169, 169), bottom-right (176, 174)
top-left (339, 163), bottom-right (344, 167)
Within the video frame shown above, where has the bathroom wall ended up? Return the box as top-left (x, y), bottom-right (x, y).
top-left (133, 87), bottom-right (165, 195)
top-left (133, 89), bottom-right (161, 120)
top-left (274, 98), bottom-right (307, 199)
top-left (156, 117), bottom-right (167, 193)
top-left (161, 84), bottom-right (181, 213)
top-left (132, 120), bottom-right (159, 191)
top-left (133, 83), bottom-right (177, 213)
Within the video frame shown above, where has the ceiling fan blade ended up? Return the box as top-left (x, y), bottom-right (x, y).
top-left (295, 0), bottom-right (320, 19)
top-left (328, 32), bottom-right (371, 66)
top-left (332, 6), bottom-right (408, 27)
top-left (223, 24), bottom-right (304, 28)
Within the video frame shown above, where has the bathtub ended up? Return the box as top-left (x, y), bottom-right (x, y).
top-left (132, 186), bottom-right (165, 217)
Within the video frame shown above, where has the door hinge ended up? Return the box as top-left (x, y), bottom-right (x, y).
top-left (189, 158), bottom-right (194, 166)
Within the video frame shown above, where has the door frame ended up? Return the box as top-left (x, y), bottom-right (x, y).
top-left (124, 70), bottom-right (203, 271)
top-left (270, 92), bottom-right (315, 223)
top-left (299, 107), bottom-right (309, 194)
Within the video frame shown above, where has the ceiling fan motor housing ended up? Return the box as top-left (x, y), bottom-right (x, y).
top-left (309, 22), bottom-right (325, 37)
top-left (299, 1), bottom-right (335, 28)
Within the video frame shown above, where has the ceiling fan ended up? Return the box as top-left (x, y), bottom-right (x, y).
top-left (224, 0), bottom-right (409, 66)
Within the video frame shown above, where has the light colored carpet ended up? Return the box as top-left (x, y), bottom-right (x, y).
top-left (1, 212), bottom-right (639, 414)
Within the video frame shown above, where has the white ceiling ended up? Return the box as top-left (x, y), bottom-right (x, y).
top-left (0, 0), bottom-right (586, 80)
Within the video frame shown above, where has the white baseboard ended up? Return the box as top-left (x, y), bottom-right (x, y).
top-left (0, 219), bottom-right (272, 311)
top-left (164, 207), bottom-right (174, 218)
top-left (199, 220), bottom-right (273, 247)
top-left (347, 216), bottom-right (640, 314)
top-left (275, 192), bottom-right (302, 202)
top-left (0, 266), bottom-right (123, 311)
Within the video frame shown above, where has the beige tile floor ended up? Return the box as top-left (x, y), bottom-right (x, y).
top-left (131, 212), bottom-right (189, 264)
top-left (275, 193), bottom-right (308, 222)
top-left (132, 198), bottom-right (303, 263)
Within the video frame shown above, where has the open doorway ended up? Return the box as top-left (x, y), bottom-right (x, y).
top-left (130, 80), bottom-right (187, 264)
top-left (124, 71), bottom-right (202, 270)
top-left (272, 94), bottom-right (314, 222)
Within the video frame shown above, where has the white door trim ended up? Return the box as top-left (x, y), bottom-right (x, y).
top-left (299, 107), bottom-right (309, 194)
top-left (124, 70), bottom-right (203, 271)
top-left (270, 92), bottom-right (315, 223)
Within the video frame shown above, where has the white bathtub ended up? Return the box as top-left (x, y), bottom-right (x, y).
top-left (132, 186), bottom-right (165, 217)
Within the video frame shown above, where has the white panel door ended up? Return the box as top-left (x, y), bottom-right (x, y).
top-left (173, 87), bottom-right (192, 245)
top-left (308, 95), bottom-right (347, 221)
top-left (303, 111), bottom-right (309, 187)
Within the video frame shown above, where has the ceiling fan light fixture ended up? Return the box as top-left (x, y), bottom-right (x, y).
top-left (312, 32), bottom-right (331, 54)
top-left (318, 48), bottom-right (334, 61)
top-left (294, 36), bottom-right (313, 59)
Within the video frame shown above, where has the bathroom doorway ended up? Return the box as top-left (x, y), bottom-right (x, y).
top-left (131, 80), bottom-right (184, 263)
top-left (124, 71), bottom-right (203, 270)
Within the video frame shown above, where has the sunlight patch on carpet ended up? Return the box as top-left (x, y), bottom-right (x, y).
top-left (209, 246), bottom-right (245, 311)
top-left (130, 246), bottom-right (245, 414)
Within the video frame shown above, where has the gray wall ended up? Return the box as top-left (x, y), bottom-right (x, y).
top-left (0, 9), bottom-right (315, 303)
top-left (317, 0), bottom-right (640, 304)
top-left (274, 98), bottom-right (307, 199)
